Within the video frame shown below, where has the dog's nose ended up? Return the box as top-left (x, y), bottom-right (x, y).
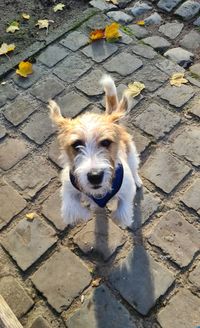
top-left (87, 170), bottom-right (104, 185)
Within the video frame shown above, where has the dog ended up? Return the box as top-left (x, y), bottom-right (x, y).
top-left (48, 75), bottom-right (142, 228)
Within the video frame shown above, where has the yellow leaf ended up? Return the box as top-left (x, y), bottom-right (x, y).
top-left (26, 212), bottom-right (36, 220)
top-left (137, 20), bottom-right (145, 26)
top-left (106, 0), bottom-right (118, 4)
top-left (6, 21), bottom-right (19, 33)
top-left (16, 61), bottom-right (33, 78)
top-left (90, 29), bottom-right (105, 41)
top-left (53, 3), bottom-right (65, 12)
top-left (0, 43), bottom-right (15, 56)
top-left (91, 278), bottom-right (102, 287)
top-left (36, 19), bottom-right (54, 29)
top-left (22, 13), bottom-right (30, 20)
top-left (126, 82), bottom-right (145, 97)
top-left (170, 72), bottom-right (188, 87)
top-left (105, 22), bottom-right (121, 41)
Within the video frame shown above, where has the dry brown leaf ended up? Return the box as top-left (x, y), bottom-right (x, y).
top-left (170, 72), bottom-right (188, 87)
top-left (53, 3), bottom-right (65, 12)
top-left (22, 13), bottom-right (30, 20)
top-left (126, 82), bottom-right (145, 97)
top-left (91, 278), bottom-right (102, 287)
top-left (26, 212), bottom-right (36, 220)
top-left (6, 21), bottom-right (19, 33)
top-left (16, 61), bottom-right (33, 78)
top-left (105, 22), bottom-right (121, 41)
top-left (0, 43), bottom-right (15, 56)
top-left (36, 19), bottom-right (54, 29)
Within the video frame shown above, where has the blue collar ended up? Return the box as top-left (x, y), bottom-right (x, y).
top-left (69, 164), bottom-right (124, 208)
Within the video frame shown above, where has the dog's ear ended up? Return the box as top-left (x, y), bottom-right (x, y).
top-left (100, 75), bottom-right (119, 114)
top-left (116, 93), bottom-right (129, 114)
top-left (48, 100), bottom-right (70, 129)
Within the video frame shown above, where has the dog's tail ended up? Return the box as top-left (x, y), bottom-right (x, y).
top-left (100, 74), bottom-right (130, 115)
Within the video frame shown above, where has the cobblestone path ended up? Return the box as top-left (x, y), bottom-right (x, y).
top-left (0, 1), bottom-right (200, 327)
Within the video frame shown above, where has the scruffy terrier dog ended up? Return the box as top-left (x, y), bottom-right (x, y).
top-left (48, 75), bottom-right (142, 228)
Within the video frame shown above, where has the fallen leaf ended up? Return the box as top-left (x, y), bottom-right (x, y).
top-left (105, 22), bottom-right (121, 41)
top-left (36, 19), bottom-right (54, 29)
top-left (80, 295), bottom-right (85, 303)
top-left (0, 43), bottom-right (15, 56)
top-left (126, 82), bottom-right (145, 97)
top-left (16, 61), bottom-right (33, 77)
top-left (136, 20), bottom-right (145, 26)
top-left (106, 0), bottom-right (118, 4)
top-left (26, 212), bottom-right (36, 220)
top-left (90, 29), bottom-right (105, 41)
top-left (53, 3), bottom-right (65, 12)
top-left (6, 21), bottom-right (19, 33)
top-left (22, 13), bottom-right (30, 20)
top-left (170, 72), bottom-right (188, 87)
top-left (91, 278), bottom-right (102, 287)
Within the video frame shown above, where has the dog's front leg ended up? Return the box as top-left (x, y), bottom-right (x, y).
top-left (61, 183), bottom-right (91, 225)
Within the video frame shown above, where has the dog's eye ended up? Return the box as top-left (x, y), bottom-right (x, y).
top-left (100, 139), bottom-right (112, 148)
top-left (71, 140), bottom-right (84, 150)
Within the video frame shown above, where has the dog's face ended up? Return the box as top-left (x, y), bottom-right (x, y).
top-left (49, 75), bottom-right (130, 196)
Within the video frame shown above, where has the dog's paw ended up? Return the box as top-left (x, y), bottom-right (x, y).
top-left (112, 208), bottom-right (133, 228)
top-left (135, 175), bottom-right (143, 188)
top-left (62, 207), bottom-right (91, 226)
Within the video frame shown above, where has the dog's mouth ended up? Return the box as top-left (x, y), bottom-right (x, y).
top-left (92, 185), bottom-right (102, 190)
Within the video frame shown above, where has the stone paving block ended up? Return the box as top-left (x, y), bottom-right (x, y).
top-left (76, 69), bottom-right (105, 96)
top-left (73, 209), bottom-right (126, 260)
top-left (189, 262), bottom-right (200, 288)
top-left (157, 289), bottom-right (200, 328)
top-left (117, 0), bottom-right (132, 8)
top-left (66, 284), bottom-right (135, 328)
top-left (134, 103), bottom-right (180, 139)
top-left (144, 12), bottom-right (163, 25)
top-left (181, 179), bottom-right (200, 215)
top-left (142, 36), bottom-right (171, 53)
top-left (81, 40), bottom-right (118, 63)
top-left (103, 53), bottom-right (143, 76)
top-left (109, 245), bottom-right (174, 315)
top-left (30, 78), bottom-right (65, 103)
top-left (0, 83), bottom-right (17, 107)
top-left (13, 65), bottom-right (45, 89)
top-left (189, 63), bottom-right (200, 78)
top-left (3, 97), bottom-right (38, 126)
top-left (141, 149), bottom-right (191, 193)
top-left (8, 157), bottom-right (57, 199)
top-left (38, 44), bottom-right (69, 68)
top-left (129, 2), bottom-right (152, 16)
top-left (2, 216), bottom-right (57, 271)
top-left (0, 124), bottom-right (6, 139)
top-left (22, 111), bottom-right (55, 145)
top-left (132, 44), bottom-right (157, 59)
top-left (0, 138), bottom-right (30, 170)
top-left (120, 31), bottom-right (135, 45)
top-left (86, 13), bottom-right (110, 30)
top-left (107, 11), bottom-right (132, 23)
top-left (180, 30), bottom-right (200, 51)
top-left (128, 24), bottom-right (149, 39)
top-left (188, 101), bottom-right (200, 118)
top-left (0, 181), bottom-right (26, 229)
top-left (90, 0), bottom-right (116, 11)
top-left (175, 0), bottom-right (200, 20)
top-left (157, 0), bottom-right (182, 12)
top-left (42, 189), bottom-right (67, 231)
top-left (131, 129), bottom-right (151, 154)
top-left (60, 31), bottom-right (89, 51)
top-left (194, 16), bottom-right (200, 26)
top-left (131, 188), bottom-right (161, 230)
top-left (0, 276), bottom-right (33, 318)
top-left (31, 247), bottom-right (91, 312)
top-left (164, 47), bottom-right (194, 68)
top-left (158, 85), bottom-right (195, 108)
top-left (148, 210), bottom-right (200, 267)
top-left (133, 64), bottom-right (168, 92)
top-left (155, 58), bottom-right (184, 75)
top-left (53, 53), bottom-right (92, 83)
top-left (172, 127), bottom-right (200, 166)
top-left (159, 21), bottom-right (184, 39)
top-left (57, 91), bottom-right (90, 118)
top-left (48, 139), bottom-right (62, 167)
top-left (30, 316), bottom-right (51, 328)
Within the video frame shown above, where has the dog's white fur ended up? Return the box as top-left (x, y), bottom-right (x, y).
top-left (48, 75), bottom-right (142, 228)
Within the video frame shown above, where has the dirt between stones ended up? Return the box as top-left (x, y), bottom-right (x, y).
top-left (0, 0), bottom-right (88, 62)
